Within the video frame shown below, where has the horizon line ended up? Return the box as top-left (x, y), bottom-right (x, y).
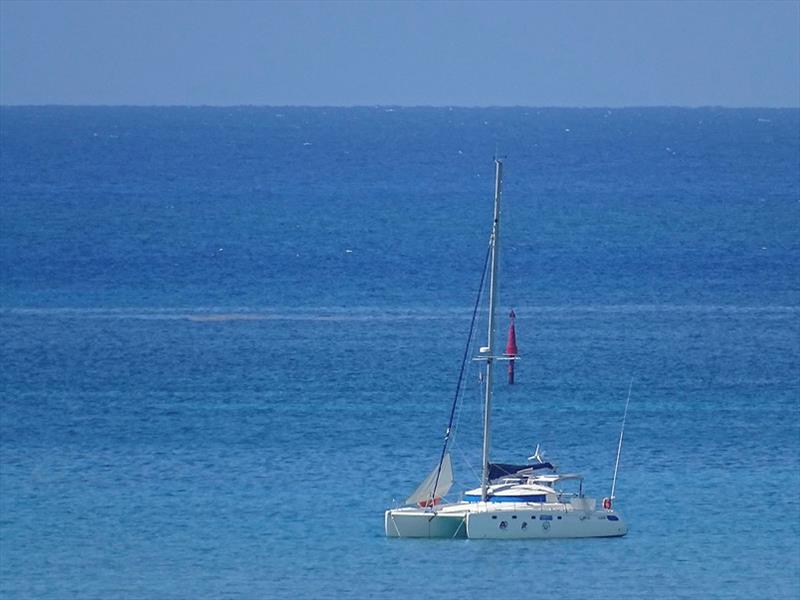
top-left (1, 103), bottom-right (798, 110)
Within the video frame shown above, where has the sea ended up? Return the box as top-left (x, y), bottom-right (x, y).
top-left (1, 106), bottom-right (798, 599)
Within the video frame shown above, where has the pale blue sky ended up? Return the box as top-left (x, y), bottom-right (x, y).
top-left (1, 0), bottom-right (798, 106)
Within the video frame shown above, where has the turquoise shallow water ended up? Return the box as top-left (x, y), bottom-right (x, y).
top-left (1, 107), bottom-right (799, 599)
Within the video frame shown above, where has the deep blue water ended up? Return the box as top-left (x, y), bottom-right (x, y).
top-left (1, 107), bottom-right (799, 599)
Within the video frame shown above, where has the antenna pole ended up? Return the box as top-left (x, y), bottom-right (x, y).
top-left (480, 159), bottom-right (503, 502)
top-left (610, 377), bottom-right (633, 500)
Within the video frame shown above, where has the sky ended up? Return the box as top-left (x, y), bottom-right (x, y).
top-left (0, 0), bottom-right (798, 107)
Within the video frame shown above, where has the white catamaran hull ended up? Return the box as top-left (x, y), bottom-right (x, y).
top-left (385, 503), bottom-right (626, 539)
top-left (465, 506), bottom-right (627, 539)
top-left (384, 508), bottom-right (467, 539)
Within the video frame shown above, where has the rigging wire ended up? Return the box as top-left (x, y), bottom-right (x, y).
top-left (448, 331), bottom-right (486, 486)
top-left (611, 377), bottom-right (634, 500)
top-left (427, 238), bottom-right (493, 506)
top-left (448, 282), bottom-right (485, 448)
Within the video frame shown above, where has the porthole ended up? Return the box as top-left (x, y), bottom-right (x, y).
top-left (557, 516), bottom-right (562, 520)
top-left (491, 515), bottom-right (497, 520)
top-left (511, 515), bottom-right (517, 519)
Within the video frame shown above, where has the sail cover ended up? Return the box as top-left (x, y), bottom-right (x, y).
top-left (405, 453), bottom-right (453, 507)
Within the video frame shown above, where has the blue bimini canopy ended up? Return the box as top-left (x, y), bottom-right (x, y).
top-left (488, 462), bottom-right (554, 481)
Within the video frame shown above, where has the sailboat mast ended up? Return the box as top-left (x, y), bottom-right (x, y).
top-left (480, 158), bottom-right (503, 501)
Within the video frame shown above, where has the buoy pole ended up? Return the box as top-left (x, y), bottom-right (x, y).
top-left (505, 309), bottom-right (518, 384)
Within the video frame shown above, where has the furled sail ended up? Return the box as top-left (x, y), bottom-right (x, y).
top-left (405, 453), bottom-right (453, 507)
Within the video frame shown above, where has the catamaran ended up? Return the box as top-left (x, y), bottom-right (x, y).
top-left (384, 159), bottom-right (628, 539)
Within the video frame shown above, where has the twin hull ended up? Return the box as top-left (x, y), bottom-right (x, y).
top-left (385, 504), bottom-right (627, 539)
top-left (385, 510), bottom-right (467, 539)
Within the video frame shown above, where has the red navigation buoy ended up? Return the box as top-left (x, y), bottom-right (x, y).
top-left (505, 309), bottom-right (518, 384)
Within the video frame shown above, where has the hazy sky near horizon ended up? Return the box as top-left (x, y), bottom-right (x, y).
top-left (1, 0), bottom-right (798, 107)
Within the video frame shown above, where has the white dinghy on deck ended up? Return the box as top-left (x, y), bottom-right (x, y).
top-left (384, 159), bottom-right (629, 540)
